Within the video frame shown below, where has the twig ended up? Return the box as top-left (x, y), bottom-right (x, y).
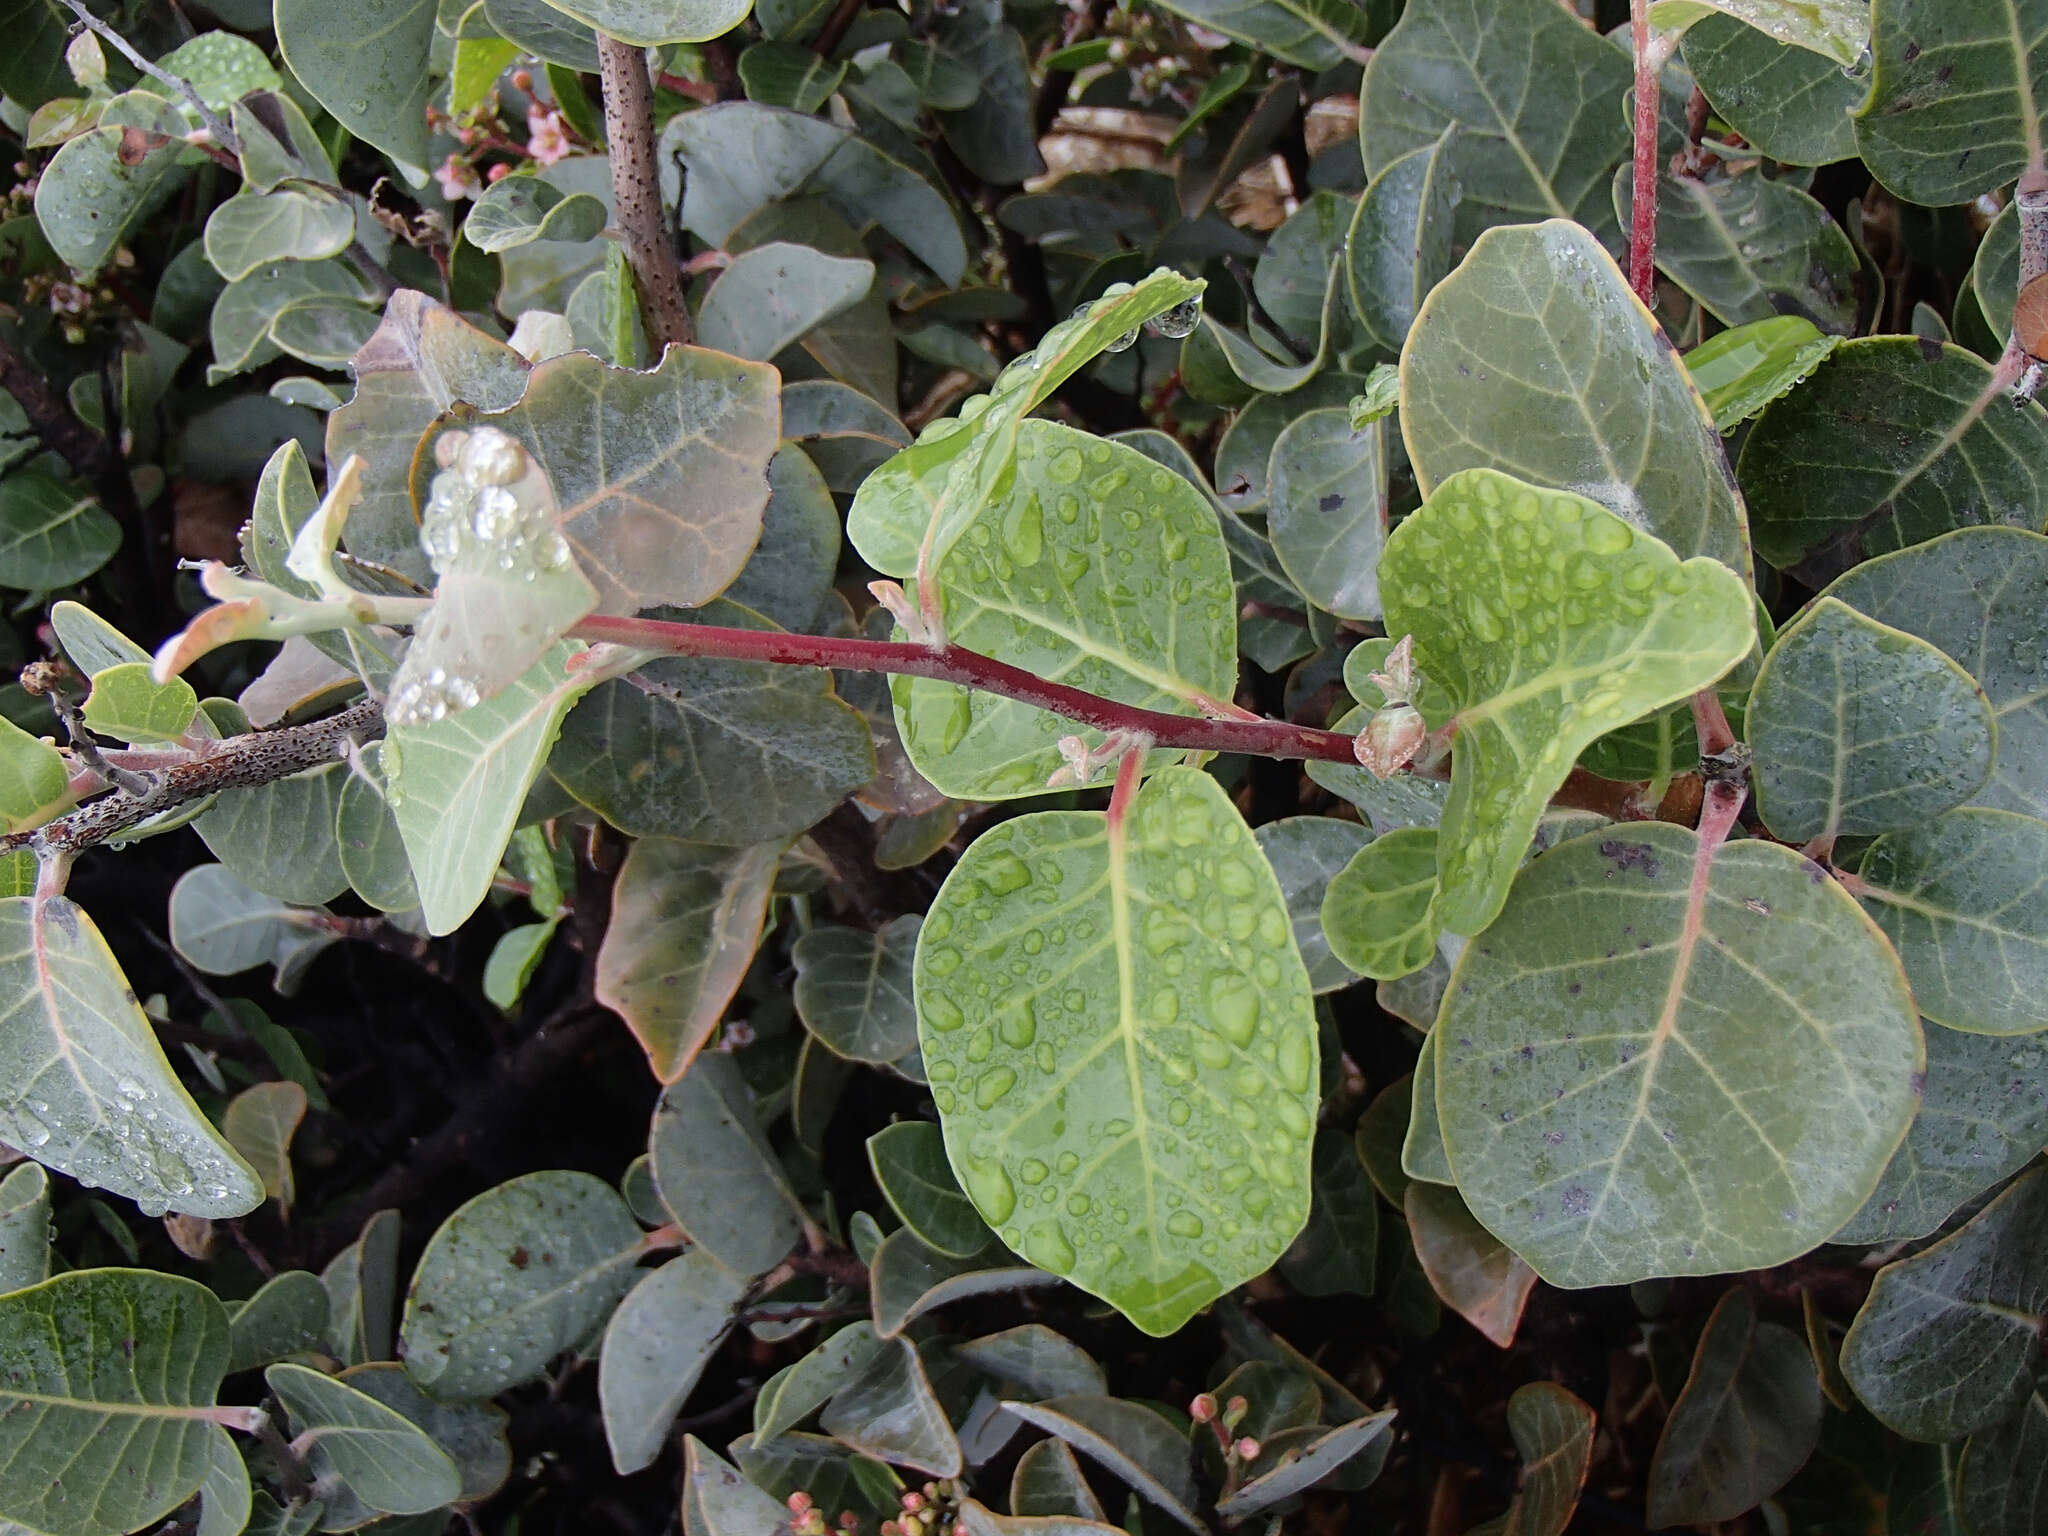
top-left (0, 334), bottom-right (110, 478)
top-left (61, 2), bottom-right (240, 155)
top-left (596, 36), bottom-right (693, 350)
top-left (812, 0), bottom-right (863, 58)
top-left (1, 698), bottom-right (382, 855)
top-left (345, 241), bottom-right (400, 300)
top-left (575, 613), bottom-right (1363, 764)
top-left (1627, 0), bottom-right (1661, 305)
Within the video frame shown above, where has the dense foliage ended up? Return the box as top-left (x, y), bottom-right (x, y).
top-left (0, 0), bottom-right (2044, 1531)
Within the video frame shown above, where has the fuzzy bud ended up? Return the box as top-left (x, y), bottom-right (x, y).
top-left (512, 68), bottom-right (534, 90)
top-left (1235, 1437), bottom-right (1261, 1462)
top-left (1222, 1395), bottom-right (1249, 1430)
top-left (1189, 1392), bottom-right (1218, 1423)
top-left (789, 1494), bottom-right (814, 1516)
top-left (1357, 704), bottom-right (1427, 778)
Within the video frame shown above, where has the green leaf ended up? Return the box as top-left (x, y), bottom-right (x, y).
top-left (33, 115), bottom-right (192, 279)
top-left (228, 1269), bottom-right (329, 1372)
top-left (1841, 1166), bottom-right (2048, 1441)
top-left (1650, 0), bottom-right (1868, 64)
top-left (1614, 169), bottom-right (1857, 334)
top-left (232, 90), bottom-right (338, 192)
top-left (0, 716), bottom-right (68, 834)
top-left (1138, 0), bottom-right (1368, 67)
top-left (1379, 468), bottom-right (1754, 936)
top-left (1215, 1411), bottom-right (1397, 1520)
top-left (80, 661), bottom-right (198, 745)
top-left (322, 1208), bottom-right (400, 1366)
top-left (697, 243), bottom-right (876, 364)
top-left (869, 1121), bottom-right (992, 1258)
top-left (1843, 1163), bottom-right (2048, 1441)
top-left (387, 642), bottom-right (596, 935)
top-left (649, 1053), bottom-right (808, 1277)
top-left (483, 920), bottom-right (555, 1009)
top-left (222, 1080), bottom-right (307, 1212)
top-left (1403, 1032), bottom-right (1455, 1186)
top-left (1322, 827), bottom-right (1443, 982)
top-left (1835, 1027), bottom-right (2048, 1243)
top-left (1435, 823), bottom-right (1922, 1288)
top-left (819, 1335), bottom-right (963, 1476)
top-left (0, 1162), bottom-right (51, 1293)
top-left (1010, 1437), bottom-right (1108, 1519)
top-left (1680, 12), bottom-right (1862, 165)
top-left (1401, 221), bottom-right (1753, 581)
top-left (1853, 810), bottom-right (2048, 1036)
top-left (1344, 129), bottom-right (1459, 352)
top-left (0, 471), bottom-right (119, 589)
top-left (794, 916), bottom-right (922, 1065)
top-left (1682, 316), bottom-right (1842, 431)
top-left (599, 1250), bottom-right (748, 1475)
top-left (1404, 1181), bottom-right (1538, 1346)
top-left (265, 1362), bottom-right (461, 1516)
top-left (1265, 407), bottom-right (1386, 620)
top-left (331, 1363), bottom-right (512, 1510)
top-left (1740, 338), bottom-right (2048, 582)
top-left (451, 33), bottom-right (521, 115)
top-left (0, 1270), bottom-right (233, 1536)
top-left (194, 761), bottom-right (350, 907)
top-left (450, 346), bottom-right (782, 614)
top-left (664, 102), bottom-right (968, 287)
top-left (337, 743), bottom-right (419, 914)
top-left (1277, 1127), bottom-right (1379, 1299)
top-left (915, 766), bottom-right (1318, 1337)
top-left (1821, 528), bottom-right (2048, 819)
top-left (167, 864), bottom-right (338, 983)
top-left (326, 292), bottom-right (533, 581)
top-left (868, 1227), bottom-right (1056, 1337)
top-left (203, 189), bottom-right (355, 281)
top-left (754, 1323), bottom-right (889, 1443)
top-left (1747, 598), bottom-right (1995, 843)
top-left (197, 1425), bottom-right (251, 1536)
top-left (893, 420), bottom-right (1236, 800)
top-left (530, 0), bottom-right (750, 44)
top-left (552, 605), bottom-right (873, 843)
top-left (480, 0), bottom-right (603, 70)
top-left (1252, 817), bottom-right (1372, 994)
top-left (274, 0), bottom-right (436, 177)
top-left (739, 41), bottom-right (847, 111)
top-left (0, 895), bottom-right (263, 1217)
top-left (1958, 1376), bottom-right (2048, 1536)
top-left (463, 175), bottom-right (608, 254)
top-left (1360, 0), bottom-right (1629, 238)
top-left (932, 0), bottom-right (1041, 186)
top-left (1495, 1382), bottom-right (1597, 1536)
top-left (1855, 0), bottom-right (2048, 205)
top-left (848, 269), bottom-right (1203, 576)
top-left (594, 836), bottom-right (782, 1081)
top-left (1647, 1286), bottom-right (1823, 1525)
top-left (998, 1397), bottom-right (1201, 1534)
top-left (955, 1324), bottom-right (1106, 1401)
top-left (1257, 191), bottom-right (1356, 349)
top-left (1355, 1073), bottom-right (1415, 1207)
top-left (400, 1169), bottom-right (644, 1398)
top-left (683, 1435), bottom-right (791, 1536)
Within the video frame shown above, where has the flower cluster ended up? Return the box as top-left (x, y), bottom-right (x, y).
top-left (430, 70), bottom-right (586, 202)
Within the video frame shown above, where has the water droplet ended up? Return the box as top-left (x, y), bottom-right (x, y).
top-left (975, 1066), bottom-right (1018, 1108)
top-left (959, 1154), bottom-right (1016, 1223)
top-left (1149, 297), bottom-right (1202, 339)
top-left (1103, 328), bottom-right (1139, 354)
top-left (1206, 973), bottom-right (1261, 1047)
top-left (1024, 1220), bottom-right (1076, 1270)
top-left (1166, 1210), bottom-right (1204, 1239)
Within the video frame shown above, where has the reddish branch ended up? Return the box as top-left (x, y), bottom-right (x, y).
top-left (1627, 0), bottom-right (1661, 305)
top-left (571, 613), bottom-right (1365, 764)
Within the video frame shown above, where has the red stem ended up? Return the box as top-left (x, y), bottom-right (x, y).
top-left (569, 614), bottom-right (1361, 764)
top-left (1628, 0), bottom-right (1661, 306)
top-left (1690, 689), bottom-right (1736, 758)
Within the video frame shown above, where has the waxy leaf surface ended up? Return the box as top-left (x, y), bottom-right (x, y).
top-left (915, 767), bottom-right (1317, 1336)
top-left (1436, 824), bottom-right (1922, 1288)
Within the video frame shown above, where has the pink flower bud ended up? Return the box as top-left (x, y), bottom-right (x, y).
top-left (1190, 1392), bottom-right (1218, 1423)
top-left (1235, 1437), bottom-right (1261, 1461)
